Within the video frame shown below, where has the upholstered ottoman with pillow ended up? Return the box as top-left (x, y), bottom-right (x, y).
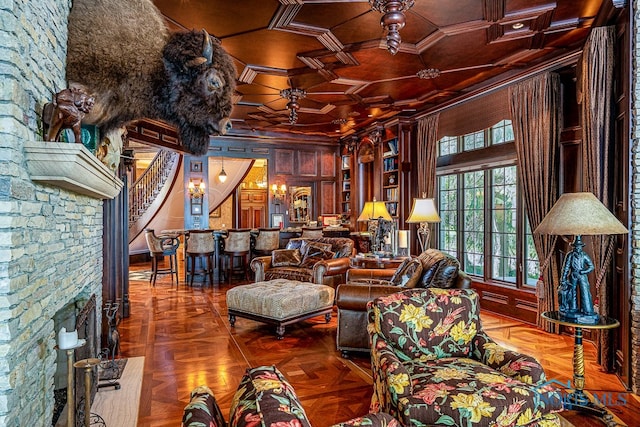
top-left (226, 279), bottom-right (335, 339)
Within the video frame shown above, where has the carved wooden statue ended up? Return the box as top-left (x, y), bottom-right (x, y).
top-left (43, 87), bottom-right (94, 143)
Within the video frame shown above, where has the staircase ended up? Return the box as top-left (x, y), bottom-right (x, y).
top-left (128, 150), bottom-right (179, 233)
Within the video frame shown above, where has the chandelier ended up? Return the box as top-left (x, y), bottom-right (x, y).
top-left (417, 68), bottom-right (441, 79)
top-left (280, 88), bottom-right (306, 124)
top-left (370, 0), bottom-right (415, 55)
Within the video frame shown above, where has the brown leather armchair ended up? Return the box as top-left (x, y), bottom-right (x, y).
top-left (251, 237), bottom-right (355, 288)
top-left (336, 248), bottom-right (472, 357)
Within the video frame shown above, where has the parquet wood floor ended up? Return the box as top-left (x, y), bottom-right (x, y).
top-left (122, 262), bottom-right (640, 427)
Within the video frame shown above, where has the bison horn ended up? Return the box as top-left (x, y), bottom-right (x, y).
top-left (202, 29), bottom-right (213, 65)
top-left (185, 57), bottom-right (208, 68)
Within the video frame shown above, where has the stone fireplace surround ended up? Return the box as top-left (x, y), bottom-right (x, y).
top-left (0, 2), bottom-right (128, 424)
top-left (52, 295), bottom-right (100, 426)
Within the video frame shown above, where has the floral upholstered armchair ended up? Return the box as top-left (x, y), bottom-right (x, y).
top-left (182, 365), bottom-right (400, 427)
top-left (368, 288), bottom-right (564, 427)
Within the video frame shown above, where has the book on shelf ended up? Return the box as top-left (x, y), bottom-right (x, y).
top-left (385, 188), bottom-right (398, 201)
top-left (387, 139), bottom-right (398, 155)
top-left (383, 157), bottom-right (398, 171)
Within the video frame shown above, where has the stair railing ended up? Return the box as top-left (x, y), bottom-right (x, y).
top-left (128, 150), bottom-right (178, 228)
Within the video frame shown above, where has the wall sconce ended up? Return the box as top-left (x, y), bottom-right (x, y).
top-left (271, 183), bottom-right (287, 204)
top-left (188, 179), bottom-right (205, 199)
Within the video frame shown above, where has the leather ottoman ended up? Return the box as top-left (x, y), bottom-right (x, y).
top-left (226, 279), bottom-right (335, 339)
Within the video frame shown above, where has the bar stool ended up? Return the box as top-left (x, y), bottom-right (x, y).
top-left (144, 229), bottom-right (180, 287)
top-left (252, 227), bottom-right (280, 259)
top-left (222, 228), bottom-right (251, 283)
top-left (301, 226), bottom-right (323, 239)
top-left (185, 230), bottom-right (215, 287)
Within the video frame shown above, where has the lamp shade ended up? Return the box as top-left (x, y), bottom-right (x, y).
top-left (534, 192), bottom-right (628, 236)
top-left (406, 198), bottom-right (441, 223)
top-left (357, 199), bottom-right (392, 221)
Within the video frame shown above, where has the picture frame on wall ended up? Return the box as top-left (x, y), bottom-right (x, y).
top-left (271, 213), bottom-right (284, 228)
top-left (191, 203), bottom-right (202, 215)
top-left (190, 161), bottom-right (203, 173)
top-left (341, 155), bottom-right (350, 170)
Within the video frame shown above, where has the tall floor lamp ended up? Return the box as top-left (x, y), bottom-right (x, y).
top-left (534, 192), bottom-right (628, 324)
top-left (406, 197), bottom-right (440, 253)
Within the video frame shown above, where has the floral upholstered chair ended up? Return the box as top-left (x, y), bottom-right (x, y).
top-left (367, 288), bottom-right (564, 427)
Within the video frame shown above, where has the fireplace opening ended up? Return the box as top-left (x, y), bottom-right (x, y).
top-left (52, 294), bottom-right (99, 426)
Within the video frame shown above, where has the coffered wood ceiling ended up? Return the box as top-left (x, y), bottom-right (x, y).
top-left (152, 0), bottom-right (607, 142)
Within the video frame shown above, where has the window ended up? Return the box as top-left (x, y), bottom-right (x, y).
top-left (490, 166), bottom-right (517, 283)
top-left (438, 174), bottom-right (458, 257)
top-left (438, 136), bottom-right (458, 156)
top-left (436, 120), bottom-right (539, 288)
top-left (463, 130), bottom-right (485, 151)
top-left (490, 119), bottom-right (514, 145)
top-left (462, 171), bottom-right (485, 276)
top-left (524, 216), bottom-right (539, 287)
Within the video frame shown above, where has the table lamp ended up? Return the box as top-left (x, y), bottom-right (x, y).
top-left (534, 192), bottom-right (628, 324)
top-left (406, 197), bottom-right (440, 252)
top-left (357, 198), bottom-right (392, 254)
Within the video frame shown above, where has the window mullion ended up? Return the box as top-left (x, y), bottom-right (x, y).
top-left (457, 174), bottom-right (464, 266)
top-left (516, 177), bottom-right (524, 289)
top-left (484, 169), bottom-right (492, 282)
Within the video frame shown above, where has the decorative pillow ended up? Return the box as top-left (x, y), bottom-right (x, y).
top-left (271, 249), bottom-right (302, 267)
top-left (418, 249), bottom-right (461, 288)
top-left (332, 239), bottom-right (355, 258)
top-left (285, 239), bottom-right (304, 251)
top-left (182, 385), bottom-right (227, 427)
top-left (299, 241), bottom-right (334, 266)
top-left (389, 258), bottom-right (423, 288)
top-left (428, 264), bottom-right (459, 288)
top-left (297, 256), bottom-right (318, 268)
top-left (300, 240), bottom-right (333, 258)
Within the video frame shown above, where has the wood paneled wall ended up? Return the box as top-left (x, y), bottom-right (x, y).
top-left (210, 136), bottom-right (340, 228)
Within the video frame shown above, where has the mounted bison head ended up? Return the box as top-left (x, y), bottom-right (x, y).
top-left (161, 30), bottom-right (236, 154)
top-left (66, 0), bottom-right (237, 156)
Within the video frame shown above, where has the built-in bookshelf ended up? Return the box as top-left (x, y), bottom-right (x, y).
top-left (341, 154), bottom-right (352, 216)
top-left (382, 138), bottom-right (398, 218)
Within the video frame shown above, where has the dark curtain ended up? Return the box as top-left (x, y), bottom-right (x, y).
top-left (416, 114), bottom-right (439, 198)
top-left (579, 26), bottom-right (615, 367)
top-left (509, 73), bottom-right (561, 333)
top-left (416, 114), bottom-right (440, 249)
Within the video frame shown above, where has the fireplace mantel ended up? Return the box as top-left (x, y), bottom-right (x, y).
top-left (24, 141), bottom-right (123, 199)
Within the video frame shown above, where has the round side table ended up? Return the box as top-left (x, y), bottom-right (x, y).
top-left (541, 311), bottom-right (620, 427)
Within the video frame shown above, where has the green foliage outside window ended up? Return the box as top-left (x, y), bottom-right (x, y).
top-left (436, 120), bottom-right (540, 288)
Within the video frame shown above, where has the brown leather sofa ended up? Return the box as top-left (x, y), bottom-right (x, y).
top-left (335, 248), bottom-right (472, 357)
top-left (251, 237), bottom-right (355, 287)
